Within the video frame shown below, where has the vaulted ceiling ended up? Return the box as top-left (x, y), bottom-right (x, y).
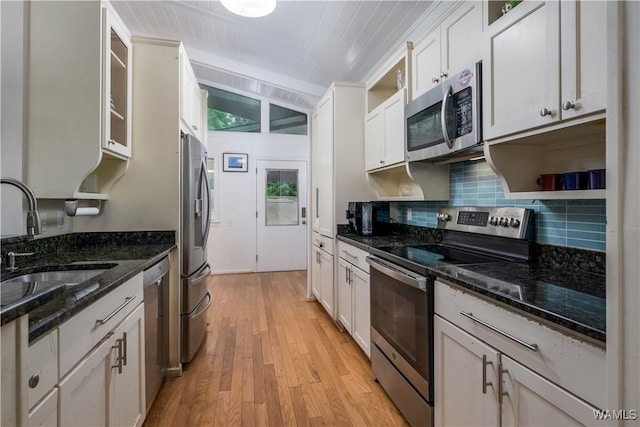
top-left (112, 0), bottom-right (439, 111)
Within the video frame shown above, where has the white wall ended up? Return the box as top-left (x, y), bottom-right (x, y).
top-left (1, 1), bottom-right (26, 237)
top-left (0, 2), bottom-right (72, 239)
top-left (207, 131), bottom-right (308, 273)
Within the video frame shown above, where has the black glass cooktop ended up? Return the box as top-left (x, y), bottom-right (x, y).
top-left (369, 243), bottom-right (513, 276)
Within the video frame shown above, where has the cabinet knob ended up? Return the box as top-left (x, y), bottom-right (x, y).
top-left (380, 160), bottom-right (384, 164)
top-left (562, 101), bottom-right (576, 110)
top-left (431, 77), bottom-right (440, 84)
top-left (440, 72), bottom-right (448, 78)
top-left (539, 108), bottom-right (553, 117)
top-left (28, 374), bottom-right (40, 389)
top-left (192, 125), bottom-right (198, 131)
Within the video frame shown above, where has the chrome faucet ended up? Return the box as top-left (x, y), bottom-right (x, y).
top-left (1, 177), bottom-right (42, 237)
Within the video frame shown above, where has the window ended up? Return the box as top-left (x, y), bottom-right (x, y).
top-left (207, 157), bottom-right (218, 221)
top-left (265, 169), bottom-right (299, 226)
top-left (269, 104), bottom-right (308, 135)
top-left (203, 85), bottom-right (261, 132)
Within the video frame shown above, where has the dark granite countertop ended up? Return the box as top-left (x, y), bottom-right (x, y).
top-left (337, 229), bottom-right (606, 345)
top-left (1, 232), bottom-right (176, 342)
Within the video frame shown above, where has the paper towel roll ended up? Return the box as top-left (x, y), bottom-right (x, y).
top-left (73, 207), bottom-right (100, 216)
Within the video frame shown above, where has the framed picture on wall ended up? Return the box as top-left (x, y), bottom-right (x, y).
top-left (222, 153), bottom-right (248, 172)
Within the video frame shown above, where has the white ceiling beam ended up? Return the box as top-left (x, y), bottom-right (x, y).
top-left (186, 46), bottom-right (328, 100)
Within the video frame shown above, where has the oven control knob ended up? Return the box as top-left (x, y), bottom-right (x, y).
top-left (438, 213), bottom-right (451, 221)
top-left (489, 216), bottom-right (498, 226)
top-left (510, 218), bottom-right (521, 228)
top-left (499, 217), bottom-right (509, 227)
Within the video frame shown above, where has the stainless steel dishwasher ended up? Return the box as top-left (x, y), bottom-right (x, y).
top-left (143, 256), bottom-right (170, 412)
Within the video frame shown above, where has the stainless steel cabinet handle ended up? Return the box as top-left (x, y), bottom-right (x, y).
top-left (498, 355), bottom-right (509, 405)
top-left (482, 355), bottom-right (492, 394)
top-left (96, 296), bottom-right (136, 325)
top-left (562, 101), bottom-right (575, 110)
top-left (112, 338), bottom-right (123, 374)
top-left (461, 312), bottom-right (538, 351)
top-left (315, 188), bottom-right (319, 218)
top-left (122, 332), bottom-right (128, 366)
top-left (539, 107), bottom-right (553, 117)
top-left (342, 250), bottom-right (358, 262)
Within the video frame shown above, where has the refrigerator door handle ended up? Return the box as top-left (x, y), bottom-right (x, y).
top-left (189, 263), bottom-right (211, 283)
top-left (199, 157), bottom-right (212, 244)
top-left (189, 290), bottom-right (212, 319)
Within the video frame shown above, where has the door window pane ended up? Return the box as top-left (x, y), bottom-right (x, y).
top-left (265, 169), bottom-right (299, 226)
top-left (269, 104), bottom-right (308, 135)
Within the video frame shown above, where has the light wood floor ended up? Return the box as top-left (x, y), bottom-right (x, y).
top-left (143, 271), bottom-right (409, 427)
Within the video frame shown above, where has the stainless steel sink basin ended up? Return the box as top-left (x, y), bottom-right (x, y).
top-left (1, 264), bottom-right (116, 307)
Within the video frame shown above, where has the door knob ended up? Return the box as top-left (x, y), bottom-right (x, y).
top-left (440, 72), bottom-right (448, 78)
top-left (432, 77), bottom-right (440, 83)
top-left (562, 101), bottom-right (575, 110)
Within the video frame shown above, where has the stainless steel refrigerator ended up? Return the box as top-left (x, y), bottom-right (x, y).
top-left (181, 132), bottom-right (212, 363)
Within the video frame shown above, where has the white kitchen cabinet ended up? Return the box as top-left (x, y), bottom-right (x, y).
top-left (365, 89), bottom-right (406, 171)
top-left (500, 354), bottom-right (602, 426)
top-left (108, 303), bottom-right (145, 427)
top-left (180, 54), bottom-right (207, 142)
top-left (311, 232), bottom-right (335, 317)
top-left (26, 330), bottom-right (58, 417)
top-left (484, 0), bottom-right (606, 140)
top-left (1, 316), bottom-right (29, 426)
top-left (434, 316), bottom-right (500, 427)
top-left (337, 258), bottom-right (353, 332)
top-left (337, 241), bottom-right (371, 357)
top-left (28, 388), bottom-right (57, 427)
top-left (27, 1), bottom-right (132, 199)
top-left (59, 301), bottom-right (145, 427)
top-left (311, 82), bottom-right (377, 238)
top-left (58, 331), bottom-right (111, 426)
top-left (412, 1), bottom-right (484, 100)
top-left (434, 279), bottom-right (606, 425)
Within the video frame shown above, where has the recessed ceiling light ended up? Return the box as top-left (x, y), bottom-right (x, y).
top-left (220, 0), bottom-right (277, 18)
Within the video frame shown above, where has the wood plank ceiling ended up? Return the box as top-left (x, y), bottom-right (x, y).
top-left (112, 0), bottom-right (436, 110)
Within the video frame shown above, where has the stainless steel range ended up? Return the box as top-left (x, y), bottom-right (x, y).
top-left (366, 206), bottom-right (535, 427)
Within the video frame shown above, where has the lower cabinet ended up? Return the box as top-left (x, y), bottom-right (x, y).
top-left (311, 233), bottom-right (335, 318)
top-left (337, 241), bottom-right (371, 357)
top-left (28, 389), bottom-right (57, 427)
top-left (434, 279), bottom-right (605, 426)
top-left (59, 303), bottom-right (145, 427)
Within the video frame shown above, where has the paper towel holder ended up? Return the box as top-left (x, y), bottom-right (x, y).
top-left (65, 199), bottom-right (102, 217)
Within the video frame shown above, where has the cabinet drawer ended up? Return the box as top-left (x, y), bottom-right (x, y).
top-left (59, 273), bottom-right (143, 376)
top-left (435, 279), bottom-right (606, 409)
top-left (337, 241), bottom-right (369, 273)
top-left (27, 330), bottom-right (58, 410)
top-left (312, 232), bottom-right (334, 256)
top-left (28, 387), bottom-right (57, 427)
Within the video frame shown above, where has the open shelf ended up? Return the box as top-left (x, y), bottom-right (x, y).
top-left (367, 162), bottom-right (449, 201)
top-left (485, 119), bottom-right (606, 199)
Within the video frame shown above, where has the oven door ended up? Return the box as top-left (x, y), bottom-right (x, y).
top-left (367, 255), bottom-right (433, 403)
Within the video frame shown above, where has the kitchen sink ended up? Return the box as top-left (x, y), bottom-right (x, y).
top-left (1, 264), bottom-right (117, 307)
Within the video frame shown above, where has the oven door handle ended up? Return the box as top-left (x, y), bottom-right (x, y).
top-left (366, 256), bottom-right (427, 291)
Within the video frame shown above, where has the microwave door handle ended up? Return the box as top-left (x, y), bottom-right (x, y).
top-left (441, 85), bottom-right (455, 149)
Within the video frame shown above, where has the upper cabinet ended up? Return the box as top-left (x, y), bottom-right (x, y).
top-left (27, 1), bottom-right (132, 200)
top-left (412, 1), bottom-right (484, 100)
top-left (363, 42), bottom-right (449, 201)
top-left (180, 53), bottom-right (207, 142)
top-left (311, 83), bottom-right (377, 237)
top-left (483, 0), bottom-right (606, 140)
top-left (364, 89), bottom-right (406, 171)
top-left (482, 0), bottom-right (607, 199)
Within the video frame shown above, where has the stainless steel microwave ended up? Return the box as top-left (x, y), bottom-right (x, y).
top-left (405, 61), bottom-right (482, 162)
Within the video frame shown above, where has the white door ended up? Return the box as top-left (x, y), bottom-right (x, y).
top-left (256, 160), bottom-right (308, 271)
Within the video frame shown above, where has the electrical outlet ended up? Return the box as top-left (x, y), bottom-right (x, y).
top-left (41, 212), bottom-right (48, 232)
top-left (57, 210), bottom-right (65, 229)
top-left (407, 207), bottom-right (412, 221)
